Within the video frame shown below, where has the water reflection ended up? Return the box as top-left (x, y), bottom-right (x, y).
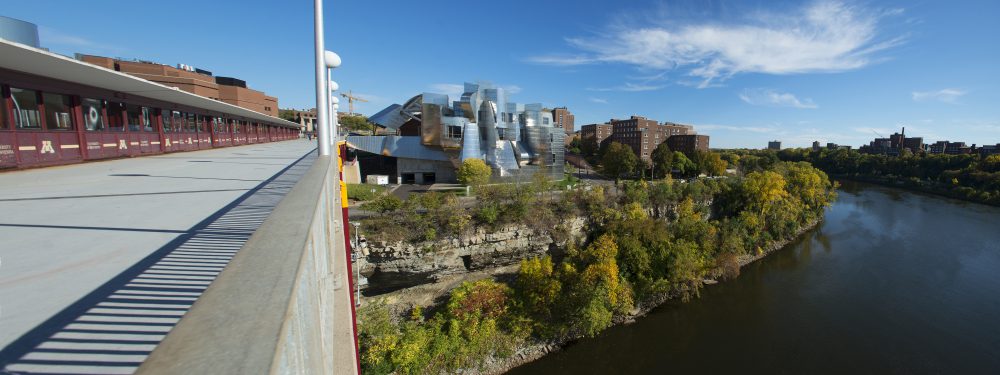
top-left (510, 182), bottom-right (1000, 374)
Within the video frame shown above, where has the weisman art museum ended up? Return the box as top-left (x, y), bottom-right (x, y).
top-left (347, 82), bottom-right (565, 184)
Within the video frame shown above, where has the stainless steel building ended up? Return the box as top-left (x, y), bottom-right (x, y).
top-left (355, 81), bottom-right (565, 184)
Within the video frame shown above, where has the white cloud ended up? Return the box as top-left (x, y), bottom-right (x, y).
top-left (38, 26), bottom-right (123, 54)
top-left (428, 83), bottom-right (464, 99)
top-left (739, 88), bottom-right (817, 109)
top-left (588, 82), bottom-right (666, 92)
top-left (502, 85), bottom-right (522, 94)
top-left (428, 83), bottom-right (522, 98)
top-left (912, 88), bottom-right (965, 103)
top-left (696, 124), bottom-right (778, 133)
top-left (589, 97), bottom-right (609, 104)
top-left (529, 1), bottom-right (903, 88)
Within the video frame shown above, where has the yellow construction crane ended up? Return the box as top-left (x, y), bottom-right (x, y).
top-left (340, 90), bottom-right (368, 115)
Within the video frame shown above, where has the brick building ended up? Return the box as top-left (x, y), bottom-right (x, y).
top-left (552, 107), bottom-right (574, 135)
top-left (608, 116), bottom-right (693, 161)
top-left (666, 134), bottom-right (710, 156)
top-left (580, 123), bottom-right (612, 148)
top-left (76, 54), bottom-right (278, 117)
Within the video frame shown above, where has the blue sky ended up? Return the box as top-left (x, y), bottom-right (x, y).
top-left (4, 0), bottom-right (999, 148)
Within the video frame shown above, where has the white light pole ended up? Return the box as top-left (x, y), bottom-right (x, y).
top-left (313, 0), bottom-right (331, 156)
top-left (325, 51), bottom-right (342, 146)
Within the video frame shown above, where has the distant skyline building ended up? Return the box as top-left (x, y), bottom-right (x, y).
top-left (768, 140), bottom-right (782, 150)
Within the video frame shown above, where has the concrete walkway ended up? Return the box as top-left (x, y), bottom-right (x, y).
top-left (0, 140), bottom-right (317, 374)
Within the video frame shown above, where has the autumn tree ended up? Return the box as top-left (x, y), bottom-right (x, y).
top-left (651, 142), bottom-right (674, 178)
top-left (458, 158), bottom-right (492, 186)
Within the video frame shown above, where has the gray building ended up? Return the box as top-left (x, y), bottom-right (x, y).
top-left (354, 81), bottom-right (564, 184)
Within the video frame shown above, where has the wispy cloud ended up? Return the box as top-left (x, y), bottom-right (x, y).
top-left (589, 97), bottom-right (609, 104)
top-left (428, 83), bottom-right (464, 99)
top-left (912, 88), bottom-right (965, 103)
top-left (528, 1), bottom-right (904, 88)
top-left (696, 124), bottom-right (778, 133)
top-left (428, 83), bottom-right (522, 98)
top-left (739, 88), bottom-right (817, 109)
top-left (587, 82), bottom-right (666, 92)
top-left (502, 85), bottom-right (522, 94)
top-left (38, 26), bottom-right (124, 54)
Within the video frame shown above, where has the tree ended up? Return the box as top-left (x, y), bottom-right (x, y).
top-left (457, 159), bottom-right (492, 186)
top-left (278, 109), bottom-right (298, 122)
top-left (701, 152), bottom-right (728, 176)
top-left (650, 143), bottom-right (674, 178)
top-left (602, 142), bottom-right (638, 181)
top-left (671, 151), bottom-right (696, 177)
top-left (340, 114), bottom-right (376, 134)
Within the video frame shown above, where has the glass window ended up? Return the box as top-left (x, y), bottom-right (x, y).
top-left (161, 109), bottom-right (172, 132)
top-left (42, 93), bottom-right (75, 131)
top-left (126, 104), bottom-right (148, 132)
top-left (107, 102), bottom-right (125, 132)
top-left (0, 90), bottom-right (8, 130)
top-left (447, 125), bottom-right (462, 139)
top-left (81, 98), bottom-right (104, 131)
top-left (143, 107), bottom-right (153, 132)
top-left (10, 87), bottom-right (41, 129)
top-left (186, 113), bottom-right (197, 132)
top-left (197, 115), bottom-right (209, 132)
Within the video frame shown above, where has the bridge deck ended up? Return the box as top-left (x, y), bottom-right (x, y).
top-left (0, 139), bottom-right (318, 374)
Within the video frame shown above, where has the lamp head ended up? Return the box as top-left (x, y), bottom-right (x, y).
top-left (324, 51), bottom-right (341, 68)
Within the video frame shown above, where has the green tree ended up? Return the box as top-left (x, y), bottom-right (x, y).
top-left (602, 142), bottom-right (638, 181)
top-left (458, 158), bottom-right (493, 186)
top-left (340, 114), bottom-right (376, 133)
top-left (650, 142), bottom-right (674, 178)
top-left (671, 151), bottom-right (697, 177)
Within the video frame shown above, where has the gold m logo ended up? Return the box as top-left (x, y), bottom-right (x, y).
top-left (119, 139), bottom-right (128, 150)
top-left (40, 141), bottom-right (55, 154)
top-left (165, 138), bottom-right (172, 147)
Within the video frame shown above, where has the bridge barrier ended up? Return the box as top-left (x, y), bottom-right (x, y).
top-left (137, 155), bottom-right (359, 375)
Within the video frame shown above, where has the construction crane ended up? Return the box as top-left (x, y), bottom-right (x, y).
top-left (340, 90), bottom-right (368, 115)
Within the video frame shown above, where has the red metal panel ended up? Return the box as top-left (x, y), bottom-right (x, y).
top-left (0, 131), bottom-right (17, 168)
top-left (56, 131), bottom-right (82, 161)
top-left (83, 133), bottom-right (107, 159)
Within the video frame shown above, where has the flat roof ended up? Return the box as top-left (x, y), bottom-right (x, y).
top-left (0, 39), bottom-right (300, 129)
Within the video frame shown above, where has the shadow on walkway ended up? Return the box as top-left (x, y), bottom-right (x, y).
top-left (0, 149), bottom-right (317, 375)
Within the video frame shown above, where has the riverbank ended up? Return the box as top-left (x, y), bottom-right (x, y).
top-left (830, 175), bottom-right (999, 207)
top-left (456, 217), bottom-right (825, 375)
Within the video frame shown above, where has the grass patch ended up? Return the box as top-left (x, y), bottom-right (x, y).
top-left (347, 183), bottom-right (388, 202)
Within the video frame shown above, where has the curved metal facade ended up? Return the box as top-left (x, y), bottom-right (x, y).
top-left (364, 81), bottom-right (566, 180)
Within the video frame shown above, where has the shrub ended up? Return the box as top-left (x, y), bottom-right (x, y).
top-left (457, 159), bottom-right (492, 186)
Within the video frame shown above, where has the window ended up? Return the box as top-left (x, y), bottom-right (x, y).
top-left (10, 87), bottom-right (41, 129)
top-left (107, 102), bottom-right (125, 132)
top-left (186, 112), bottom-right (197, 132)
top-left (162, 109), bottom-right (172, 132)
top-left (195, 114), bottom-right (207, 132)
top-left (81, 98), bottom-right (104, 131)
top-left (0, 89), bottom-right (7, 130)
top-left (126, 104), bottom-right (147, 132)
top-left (447, 125), bottom-right (462, 138)
top-left (42, 93), bottom-right (75, 130)
top-left (143, 108), bottom-right (153, 131)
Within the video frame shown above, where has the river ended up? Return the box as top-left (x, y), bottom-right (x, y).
top-left (509, 181), bottom-right (1000, 374)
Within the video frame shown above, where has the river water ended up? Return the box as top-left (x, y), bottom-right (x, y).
top-left (509, 182), bottom-right (1000, 374)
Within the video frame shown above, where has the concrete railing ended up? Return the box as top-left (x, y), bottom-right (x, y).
top-left (137, 155), bottom-right (359, 375)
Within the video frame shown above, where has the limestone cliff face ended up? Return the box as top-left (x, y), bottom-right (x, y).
top-left (361, 217), bottom-right (587, 294)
